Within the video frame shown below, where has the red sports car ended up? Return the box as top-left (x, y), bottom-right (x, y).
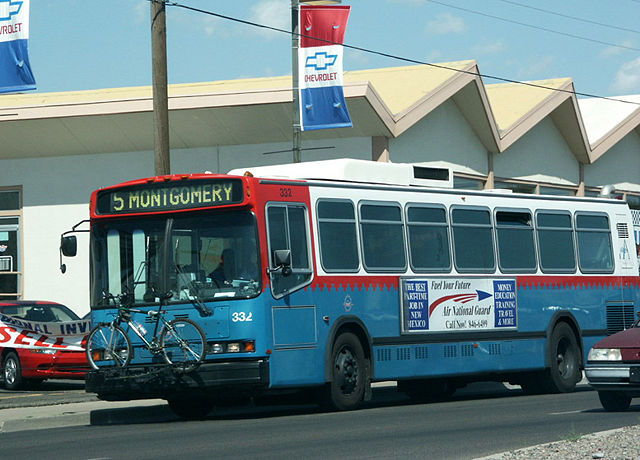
top-left (0, 301), bottom-right (89, 390)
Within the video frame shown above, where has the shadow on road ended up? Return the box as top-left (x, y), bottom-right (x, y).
top-left (88, 382), bottom-right (596, 426)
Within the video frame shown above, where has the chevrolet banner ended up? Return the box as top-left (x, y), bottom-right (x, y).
top-left (0, 313), bottom-right (90, 351)
top-left (298, 5), bottom-right (351, 131)
top-left (0, 0), bottom-right (35, 93)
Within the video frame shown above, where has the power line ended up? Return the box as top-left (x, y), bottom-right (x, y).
top-left (496, 0), bottom-right (640, 35)
top-left (156, 1), bottom-right (640, 107)
top-left (424, 0), bottom-right (640, 52)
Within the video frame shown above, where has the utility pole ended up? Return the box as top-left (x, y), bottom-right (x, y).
top-left (151, 0), bottom-right (171, 176)
top-left (291, 0), bottom-right (302, 163)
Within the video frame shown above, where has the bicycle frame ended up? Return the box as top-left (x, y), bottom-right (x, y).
top-left (116, 303), bottom-right (169, 354)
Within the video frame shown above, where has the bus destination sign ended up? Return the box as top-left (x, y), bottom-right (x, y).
top-left (95, 179), bottom-right (244, 215)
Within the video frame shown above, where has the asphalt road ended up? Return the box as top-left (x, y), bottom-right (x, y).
top-left (1, 382), bottom-right (639, 459)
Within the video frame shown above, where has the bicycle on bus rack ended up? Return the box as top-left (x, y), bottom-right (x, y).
top-left (85, 291), bottom-right (207, 374)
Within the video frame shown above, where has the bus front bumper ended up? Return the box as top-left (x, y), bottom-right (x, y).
top-left (85, 359), bottom-right (270, 401)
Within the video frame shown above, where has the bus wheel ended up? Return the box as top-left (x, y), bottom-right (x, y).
top-left (545, 322), bottom-right (581, 393)
top-left (323, 332), bottom-right (367, 411)
top-left (598, 391), bottom-right (631, 412)
top-left (167, 396), bottom-right (215, 420)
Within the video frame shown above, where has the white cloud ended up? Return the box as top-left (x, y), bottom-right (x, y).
top-left (250, 0), bottom-right (290, 39)
top-left (610, 57), bottom-right (640, 94)
top-left (471, 40), bottom-right (505, 56)
top-left (134, 1), bottom-right (147, 24)
top-left (201, 16), bottom-right (227, 38)
top-left (599, 40), bottom-right (634, 58)
top-left (516, 55), bottom-right (554, 79)
top-left (426, 13), bottom-right (465, 36)
top-left (345, 49), bottom-right (371, 67)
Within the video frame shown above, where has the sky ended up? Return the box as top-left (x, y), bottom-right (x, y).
top-left (26, 0), bottom-right (640, 99)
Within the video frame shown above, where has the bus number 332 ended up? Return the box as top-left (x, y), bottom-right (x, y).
top-left (232, 312), bottom-right (253, 322)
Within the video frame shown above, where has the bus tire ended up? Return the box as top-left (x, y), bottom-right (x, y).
top-left (598, 391), bottom-right (631, 412)
top-left (544, 322), bottom-right (581, 393)
top-left (323, 332), bottom-right (367, 411)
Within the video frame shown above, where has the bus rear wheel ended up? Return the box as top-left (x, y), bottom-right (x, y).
top-left (544, 322), bottom-right (581, 393)
top-left (322, 332), bottom-right (367, 411)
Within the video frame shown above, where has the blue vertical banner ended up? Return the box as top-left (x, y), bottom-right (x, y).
top-left (298, 5), bottom-right (351, 131)
top-left (0, 0), bottom-right (35, 93)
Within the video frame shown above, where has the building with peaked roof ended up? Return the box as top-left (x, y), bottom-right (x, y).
top-left (0, 61), bottom-right (639, 313)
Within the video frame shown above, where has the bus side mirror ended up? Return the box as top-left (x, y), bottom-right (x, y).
top-left (61, 235), bottom-right (77, 257)
top-left (273, 249), bottom-right (292, 277)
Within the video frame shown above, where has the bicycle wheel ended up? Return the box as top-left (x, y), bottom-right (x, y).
top-left (160, 318), bottom-right (206, 373)
top-left (86, 323), bottom-right (132, 369)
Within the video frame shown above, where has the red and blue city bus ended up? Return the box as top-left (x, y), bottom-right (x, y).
top-left (63, 159), bottom-right (640, 418)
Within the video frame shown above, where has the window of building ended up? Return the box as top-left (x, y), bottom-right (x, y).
top-left (317, 199), bottom-right (359, 272)
top-left (0, 191), bottom-right (20, 211)
top-left (536, 211), bottom-right (576, 273)
top-left (495, 210), bottom-right (536, 272)
top-left (575, 213), bottom-right (614, 273)
top-left (0, 216), bottom-right (20, 299)
top-left (494, 181), bottom-right (537, 194)
top-left (453, 176), bottom-right (484, 190)
top-left (539, 186), bottom-right (575, 196)
top-left (266, 203), bottom-right (312, 298)
top-left (0, 188), bottom-right (21, 300)
top-left (451, 206), bottom-right (495, 272)
top-left (626, 194), bottom-right (640, 210)
top-left (359, 202), bottom-right (406, 272)
top-left (406, 204), bottom-right (451, 272)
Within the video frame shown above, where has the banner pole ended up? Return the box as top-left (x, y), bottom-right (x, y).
top-left (291, 0), bottom-right (302, 163)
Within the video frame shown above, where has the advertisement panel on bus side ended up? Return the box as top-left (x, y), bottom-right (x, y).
top-left (401, 277), bottom-right (518, 334)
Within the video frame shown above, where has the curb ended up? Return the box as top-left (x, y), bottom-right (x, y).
top-left (0, 399), bottom-right (172, 433)
top-left (473, 428), bottom-right (626, 460)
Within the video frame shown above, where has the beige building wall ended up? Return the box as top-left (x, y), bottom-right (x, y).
top-left (494, 118), bottom-right (579, 186)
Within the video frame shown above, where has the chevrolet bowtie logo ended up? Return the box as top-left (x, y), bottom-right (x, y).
top-left (0, 0), bottom-right (22, 22)
top-left (305, 52), bottom-right (338, 71)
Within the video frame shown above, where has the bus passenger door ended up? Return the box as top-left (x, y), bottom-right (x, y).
top-left (266, 203), bottom-right (316, 348)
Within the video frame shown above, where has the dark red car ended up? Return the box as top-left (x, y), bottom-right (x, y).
top-left (586, 322), bottom-right (640, 411)
top-left (0, 301), bottom-right (89, 390)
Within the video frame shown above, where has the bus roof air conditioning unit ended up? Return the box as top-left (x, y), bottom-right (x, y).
top-left (228, 159), bottom-right (453, 188)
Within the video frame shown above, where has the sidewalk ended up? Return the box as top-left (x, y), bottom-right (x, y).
top-left (0, 398), bottom-right (174, 433)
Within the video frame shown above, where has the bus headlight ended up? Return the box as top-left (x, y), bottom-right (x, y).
top-left (210, 343), bottom-right (224, 354)
top-left (207, 340), bottom-right (256, 354)
top-left (588, 348), bottom-right (622, 361)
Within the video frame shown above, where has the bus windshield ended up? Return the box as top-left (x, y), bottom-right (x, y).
top-left (90, 210), bottom-right (261, 307)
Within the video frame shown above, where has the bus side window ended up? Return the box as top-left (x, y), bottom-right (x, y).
top-left (575, 213), bottom-right (614, 273)
top-left (266, 203), bottom-right (313, 298)
top-left (359, 202), bottom-right (407, 272)
top-left (317, 199), bottom-right (359, 272)
top-left (536, 211), bottom-right (576, 273)
top-left (406, 204), bottom-right (451, 272)
top-left (495, 209), bottom-right (536, 273)
top-left (451, 206), bottom-right (495, 273)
